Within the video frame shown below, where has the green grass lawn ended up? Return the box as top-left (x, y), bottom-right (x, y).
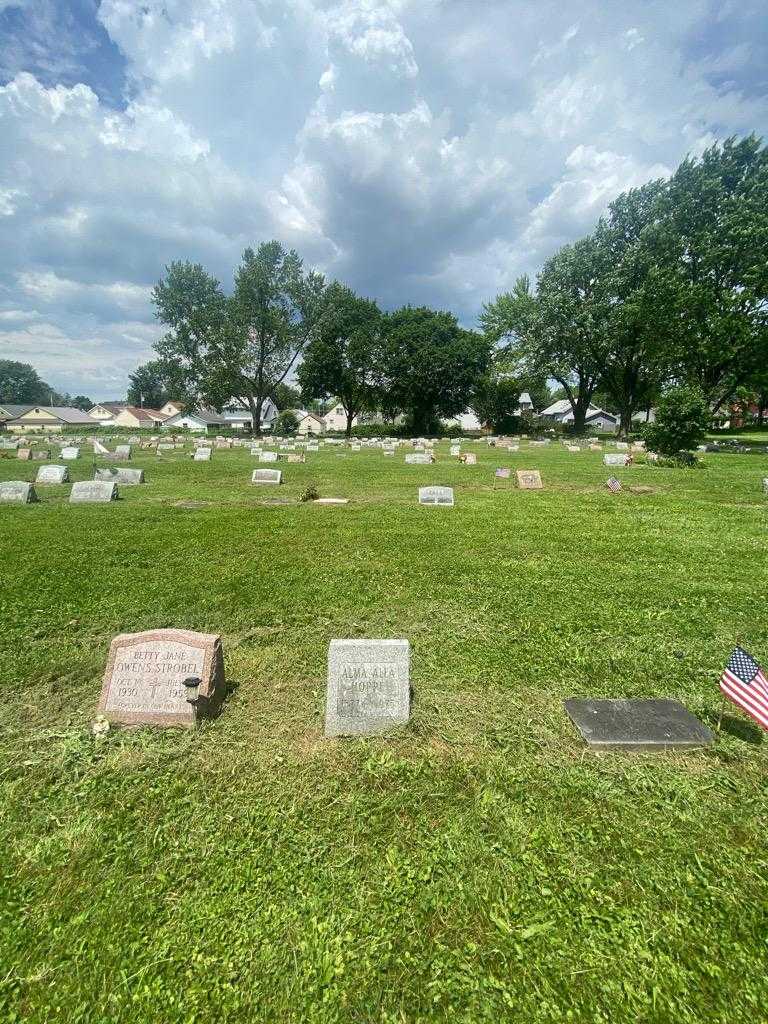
top-left (1, 440), bottom-right (767, 1023)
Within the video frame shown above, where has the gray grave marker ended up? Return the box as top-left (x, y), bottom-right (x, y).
top-left (325, 639), bottom-right (410, 737)
top-left (61, 446), bottom-right (80, 460)
top-left (252, 469), bottom-right (282, 485)
top-left (564, 698), bottom-right (713, 751)
top-left (0, 481), bottom-right (37, 503)
top-left (516, 470), bottom-right (542, 489)
top-left (418, 486), bottom-right (454, 507)
top-left (35, 465), bottom-right (69, 484)
top-left (94, 467), bottom-right (145, 485)
top-left (70, 480), bottom-right (118, 503)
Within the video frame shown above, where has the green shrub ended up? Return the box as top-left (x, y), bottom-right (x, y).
top-left (642, 385), bottom-right (710, 460)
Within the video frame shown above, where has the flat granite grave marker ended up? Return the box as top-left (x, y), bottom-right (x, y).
top-left (193, 448), bottom-right (212, 462)
top-left (36, 465), bottom-right (69, 484)
top-left (61, 446), bottom-right (80, 460)
top-left (325, 639), bottom-right (410, 737)
top-left (604, 453), bottom-right (629, 467)
top-left (0, 481), bottom-right (37, 503)
top-left (98, 628), bottom-right (226, 728)
top-left (418, 486), bottom-right (454, 507)
top-left (115, 444), bottom-right (132, 458)
top-left (516, 470), bottom-right (543, 489)
top-left (252, 469), bottom-right (282, 485)
top-left (70, 480), bottom-right (118, 503)
top-left (94, 467), bottom-right (145, 485)
top-left (405, 453), bottom-right (431, 465)
top-left (494, 467), bottom-right (511, 479)
top-left (259, 451), bottom-right (279, 463)
top-left (563, 698), bottom-right (713, 751)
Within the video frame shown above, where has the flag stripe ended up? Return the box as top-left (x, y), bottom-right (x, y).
top-left (720, 684), bottom-right (768, 728)
top-left (722, 667), bottom-right (768, 709)
top-left (720, 674), bottom-right (768, 728)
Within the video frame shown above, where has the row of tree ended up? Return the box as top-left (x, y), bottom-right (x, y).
top-left (145, 245), bottom-right (494, 436)
top-left (141, 135), bottom-right (767, 437)
top-left (0, 359), bottom-right (92, 410)
top-left (482, 135), bottom-right (768, 434)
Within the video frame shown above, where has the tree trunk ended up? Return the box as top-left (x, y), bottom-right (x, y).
top-left (619, 406), bottom-right (633, 438)
top-left (247, 393), bottom-right (263, 438)
top-left (345, 408), bottom-right (355, 439)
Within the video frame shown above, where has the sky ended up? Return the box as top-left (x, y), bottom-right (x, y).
top-left (1, 0), bottom-right (767, 400)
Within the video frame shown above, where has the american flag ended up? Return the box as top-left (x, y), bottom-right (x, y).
top-left (606, 477), bottom-right (622, 492)
top-left (719, 647), bottom-right (768, 730)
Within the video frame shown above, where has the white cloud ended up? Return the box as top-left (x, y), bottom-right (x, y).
top-left (0, 0), bottom-right (766, 394)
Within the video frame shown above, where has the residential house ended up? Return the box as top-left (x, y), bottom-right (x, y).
top-left (112, 406), bottom-right (169, 429)
top-left (221, 397), bottom-right (278, 431)
top-left (159, 400), bottom-right (186, 418)
top-left (297, 412), bottom-right (325, 436)
top-left (5, 406), bottom-right (98, 433)
top-left (88, 402), bottom-right (127, 425)
top-left (514, 391), bottom-right (534, 415)
top-left (540, 399), bottom-right (618, 432)
top-left (0, 404), bottom-right (34, 428)
top-left (631, 408), bottom-right (657, 425)
top-left (161, 409), bottom-right (228, 433)
top-left (323, 402), bottom-right (356, 433)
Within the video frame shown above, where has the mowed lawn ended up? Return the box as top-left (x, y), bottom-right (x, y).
top-left (1, 441), bottom-right (767, 1024)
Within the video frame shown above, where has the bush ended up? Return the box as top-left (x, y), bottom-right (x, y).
top-left (274, 410), bottom-right (299, 436)
top-left (299, 484), bottom-right (319, 502)
top-left (642, 385), bottom-right (710, 460)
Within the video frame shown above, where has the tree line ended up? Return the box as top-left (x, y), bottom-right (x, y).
top-left (5, 135), bottom-right (764, 438)
top-left (0, 360), bottom-right (92, 411)
top-left (141, 135), bottom-right (766, 437)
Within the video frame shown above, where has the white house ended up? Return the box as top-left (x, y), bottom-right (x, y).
top-left (540, 399), bottom-right (618, 432)
top-left (323, 402), bottom-right (357, 433)
top-left (162, 410), bottom-right (228, 432)
top-left (222, 397), bottom-right (278, 431)
top-left (159, 400), bottom-right (186, 418)
top-left (5, 406), bottom-right (98, 433)
top-left (443, 410), bottom-right (482, 431)
top-left (88, 402), bottom-right (127, 425)
top-left (297, 412), bottom-right (325, 436)
top-left (631, 408), bottom-right (657, 425)
top-left (514, 391), bottom-right (534, 415)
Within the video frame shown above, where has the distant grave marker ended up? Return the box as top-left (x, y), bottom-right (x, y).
top-left (563, 698), bottom-right (713, 751)
top-left (259, 451), bottom-right (279, 463)
top-left (0, 481), bottom-right (37, 504)
top-left (325, 639), bottom-right (410, 737)
top-left (463, 453), bottom-right (477, 465)
top-left (35, 465), bottom-right (69, 484)
top-left (604, 454), bottom-right (629, 467)
top-left (193, 448), bottom-right (212, 462)
top-left (252, 469), bottom-right (282, 485)
top-left (61, 446), bottom-right (80, 460)
top-left (70, 480), bottom-right (118, 503)
top-left (516, 470), bottom-right (542, 489)
top-left (314, 497), bottom-right (349, 504)
top-left (405, 453), bottom-right (431, 465)
top-left (115, 444), bottom-right (132, 458)
top-left (94, 467), bottom-right (145, 485)
top-left (98, 628), bottom-right (226, 728)
top-left (418, 486), bottom-right (454, 507)
top-left (17, 448), bottom-right (31, 461)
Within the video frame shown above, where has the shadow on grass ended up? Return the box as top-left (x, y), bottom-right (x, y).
top-left (705, 711), bottom-right (764, 745)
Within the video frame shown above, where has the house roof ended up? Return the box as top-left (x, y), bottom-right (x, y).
top-left (11, 405), bottom-right (96, 424)
top-left (540, 399), bottom-right (573, 416)
top-left (118, 406), bottom-right (168, 425)
top-left (90, 402), bottom-right (126, 413)
top-left (0, 404), bottom-right (34, 420)
top-left (299, 412), bottom-right (325, 424)
top-left (584, 408), bottom-right (618, 423)
top-left (518, 392), bottom-right (533, 405)
top-left (165, 409), bottom-right (227, 425)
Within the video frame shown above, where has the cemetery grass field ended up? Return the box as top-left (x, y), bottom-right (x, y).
top-left (1, 442), bottom-right (767, 1024)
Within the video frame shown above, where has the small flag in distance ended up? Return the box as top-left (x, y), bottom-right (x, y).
top-left (606, 477), bottom-right (622, 492)
top-left (719, 646), bottom-right (768, 731)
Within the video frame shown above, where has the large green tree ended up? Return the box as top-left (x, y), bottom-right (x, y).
top-left (0, 360), bottom-right (52, 405)
top-left (482, 241), bottom-right (610, 434)
top-left (298, 283), bottom-right (382, 437)
top-left (593, 181), bottom-right (670, 435)
top-left (126, 358), bottom-right (184, 408)
top-left (152, 242), bottom-right (326, 435)
top-left (380, 306), bottom-right (490, 435)
top-left (652, 136), bottom-right (768, 410)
